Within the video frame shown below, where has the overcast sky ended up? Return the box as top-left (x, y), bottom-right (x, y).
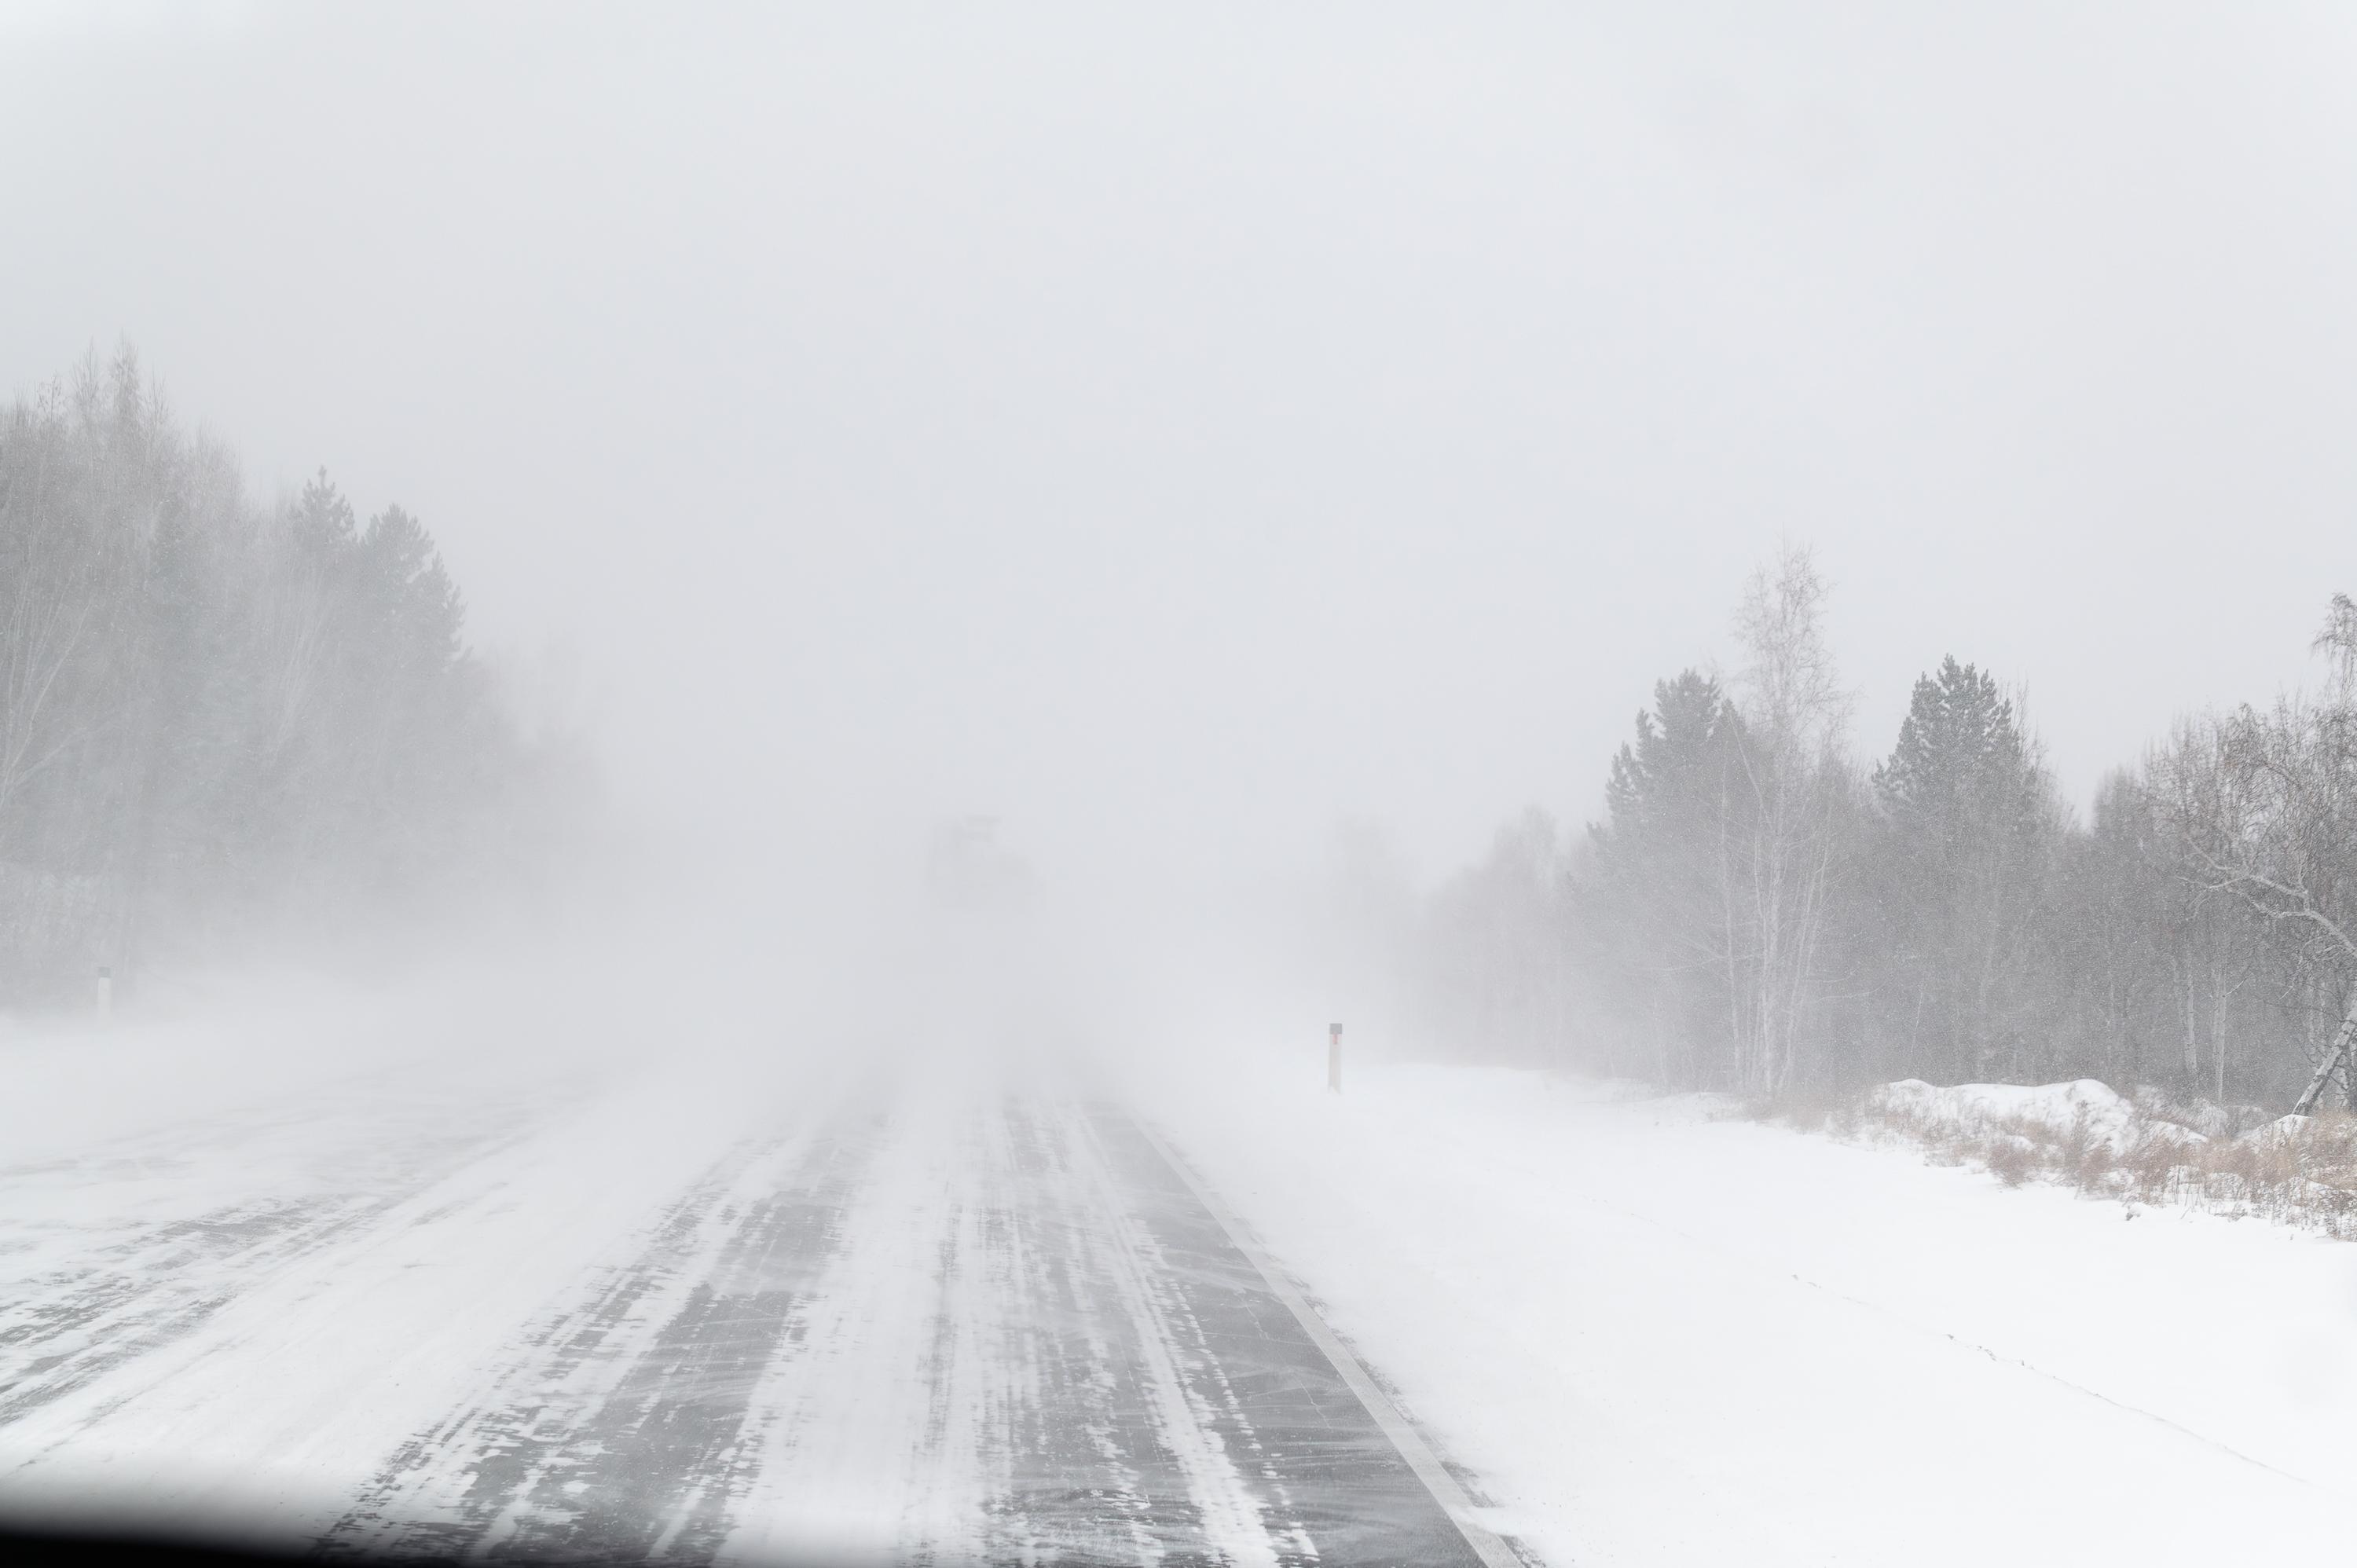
top-left (4, 2), bottom-right (2354, 895)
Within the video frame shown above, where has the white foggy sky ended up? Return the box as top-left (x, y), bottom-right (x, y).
top-left (3, 2), bottom-right (2354, 890)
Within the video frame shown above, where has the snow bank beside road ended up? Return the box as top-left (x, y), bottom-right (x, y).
top-left (1151, 1060), bottom-right (2357, 1568)
top-left (1873, 1076), bottom-right (2145, 1148)
top-left (1861, 1076), bottom-right (2357, 1234)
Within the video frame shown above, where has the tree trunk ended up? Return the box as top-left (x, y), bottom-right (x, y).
top-left (2290, 996), bottom-right (2357, 1116)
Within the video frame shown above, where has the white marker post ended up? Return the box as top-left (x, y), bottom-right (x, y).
top-left (1327, 1021), bottom-right (1342, 1093)
top-left (95, 965), bottom-right (112, 1023)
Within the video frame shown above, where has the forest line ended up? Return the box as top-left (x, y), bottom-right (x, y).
top-left (0, 348), bottom-right (579, 1005)
top-left (1407, 548), bottom-right (2357, 1112)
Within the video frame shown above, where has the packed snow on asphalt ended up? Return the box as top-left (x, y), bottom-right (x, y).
top-left (0, 974), bottom-right (1492, 1568)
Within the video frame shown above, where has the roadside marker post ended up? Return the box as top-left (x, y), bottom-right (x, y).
top-left (95, 965), bottom-right (112, 1023)
top-left (1328, 1021), bottom-right (1342, 1093)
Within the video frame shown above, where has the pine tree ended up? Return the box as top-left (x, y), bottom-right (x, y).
top-left (1869, 657), bottom-right (2051, 1082)
top-left (1585, 671), bottom-right (1745, 1087)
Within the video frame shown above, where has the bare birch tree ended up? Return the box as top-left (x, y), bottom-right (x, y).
top-left (1724, 544), bottom-right (1850, 1095)
top-left (0, 390), bottom-right (127, 841)
top-left (0, 346), bottom-right (569, 1002)
top-left (2157, 602), bottom-right (2357, 1111)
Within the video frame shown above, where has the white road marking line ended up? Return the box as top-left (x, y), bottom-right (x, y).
top-left (1071, 1103), bottom-right (1285, 1568)
top-left (1131, 1117), bottom-right (1528, 1568)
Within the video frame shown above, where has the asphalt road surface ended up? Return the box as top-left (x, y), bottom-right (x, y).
top-left (0, 1065), bottom-right (1518, 1567)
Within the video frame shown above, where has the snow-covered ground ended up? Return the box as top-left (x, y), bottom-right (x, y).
top-left (1153, 1058), bottom-right (2357, 1567)
top-left (12, 993), bottom-right (2357, 1566)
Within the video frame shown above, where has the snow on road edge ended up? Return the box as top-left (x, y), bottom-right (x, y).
top-left (1150, 1059), bottom-right (2357, 1568)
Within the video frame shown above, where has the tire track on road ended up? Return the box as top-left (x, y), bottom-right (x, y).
top-left (721, 1090), bottom-right (1469, 1566)
top-left (322, 1112), bottom-right (878, 1563)
top-left (1091, 1108), bottom-right (1517, 1568)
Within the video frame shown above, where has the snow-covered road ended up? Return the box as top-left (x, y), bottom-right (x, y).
top-left (0, 1050), bottom-right (1498, 1566)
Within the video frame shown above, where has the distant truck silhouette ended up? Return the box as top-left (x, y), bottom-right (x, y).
top-left (925, 815), bottom-right (1036, 912)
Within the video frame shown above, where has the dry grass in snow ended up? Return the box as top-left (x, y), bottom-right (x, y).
top-left (1785, 1078), bottom-right (2357, 1236)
